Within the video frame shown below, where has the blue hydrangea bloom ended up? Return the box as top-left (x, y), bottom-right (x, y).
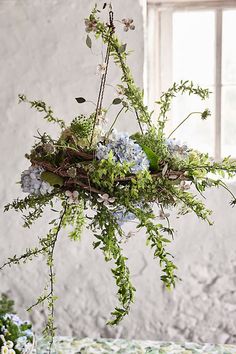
top-left (113, 202), bottom-right (153, 226)
top-left (113, 207), bottom-right (136, 225)
top-left (23, 329), bottom-right (33, 337)
top-left (166, 138), bottom-right (189, 158)
top-left (21, 166), bottom-right (53, 195)
top-left (96, 132), bottom-right (149, 174)
top-left (3, 313), bottom-right (23, 326)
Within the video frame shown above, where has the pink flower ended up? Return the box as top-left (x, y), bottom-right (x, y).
top-left (96, 63), bottom-right (107, 75)
top-left (85, 18), bottom-right (97, 33)
top-left (122, 18), bottom-right (135, 32)
top-left (97, 193), bottom-right (116, 208)
top-left (65, 190), bottom-right (79, 204)
top-left (158, 210), bottom-right (170, 220)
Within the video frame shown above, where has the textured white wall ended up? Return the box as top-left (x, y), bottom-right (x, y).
top-left (1, 0), bottom-right (236, 345)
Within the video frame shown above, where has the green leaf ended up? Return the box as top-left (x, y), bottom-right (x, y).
top-left (112, 98), bottom-right (122, 105)
top-left (41, 171), bottom-right (64, 187)
top-left (75, 97), bottom-right (86, 104)
top-left (93, 241), bottom-right (101, 249)
top-left (161, 238), bottom-right (171, 243)
top-left (118, 44), bottom-right (127, 54)
top-left (86, 35), bottom-right (92, 49)
top-left (0, 294), bottom-right (15, 316)
top-left (139, 144), bottom-right (160, 171)
top-left (130, 132), bottom-right (141, 141)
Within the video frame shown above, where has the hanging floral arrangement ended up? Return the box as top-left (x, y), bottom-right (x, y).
top-left (2, 3), bottom-right (236, 350)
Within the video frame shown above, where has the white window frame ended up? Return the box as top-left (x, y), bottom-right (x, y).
top-left (147, 0), bottom-right (236, 159)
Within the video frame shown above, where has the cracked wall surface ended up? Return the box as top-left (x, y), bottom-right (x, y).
top-left (1, 0), bottom-right (236, 344)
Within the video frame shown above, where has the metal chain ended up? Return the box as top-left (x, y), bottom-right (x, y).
top-left (89, 9), bottom-right (115, 147)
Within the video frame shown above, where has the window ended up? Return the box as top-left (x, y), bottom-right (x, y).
top-left (147, 0), bottom-right (236, 158)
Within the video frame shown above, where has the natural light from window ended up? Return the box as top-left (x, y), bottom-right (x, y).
top-left (222, 10), bottom-right (236, 157)
top-left (147, 4), bottom-right (236, 158)
top-left (172, 10), bottom-right (215, 156)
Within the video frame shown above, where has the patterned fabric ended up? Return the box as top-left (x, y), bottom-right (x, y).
top-left (34, 337), bottom-right (236, 354)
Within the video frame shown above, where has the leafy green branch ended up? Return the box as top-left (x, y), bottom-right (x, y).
top-left (156, 81), bottom-right (210, 138)
top-left (91, 206), bottom-right (135, 325)
top-left (87, 10), bottom-right (152, 132)
top-left (0, 246), bottom-right (46, 271)
top-left (0, 214), bottom-right (67, 272)
top-left (44, 207), bottom-right (67, 346)
top-left (61, 201), bottom-right (85, 241)
top-left (0, 294), bottom-right (15, 316)
top-left (168, 183), bottom-right (213, 224)
top-left (184, 157), bottom-right (236, 179)
top-left (192, 177), bottom-right (236, 206)
top-left (2, 199), bottom-right (79, 349)
top-left (18, 94), bottom-right (66, 129)
top-left (132, 207), bottom-right (177, 288)
top-left (4, 192), bottom-right (57, 228)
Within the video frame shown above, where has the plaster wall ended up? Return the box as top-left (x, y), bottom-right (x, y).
top-left (0, 0), bottom-right (236, 344)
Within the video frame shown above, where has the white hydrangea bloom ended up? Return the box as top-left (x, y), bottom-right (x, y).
top-left (22, 342), bottom-right (32, 353)
top-left (15, 336), bottom-right (27, 351)
top-left (1, 346), bottom-right (9, 354)
top-left (6, 341), bottom-right (13, 349)
top-left (0, 335), bottom-right (6, 344)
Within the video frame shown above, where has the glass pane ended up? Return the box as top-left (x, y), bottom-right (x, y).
top-left (173, 11), bottom-right (215, 86)
top-left (222, 86), bottom-right (236, 157)
top-left (222, 10), bottom-right (236, 85)
top-left (171, 11), bottom-right (215, 155)
top-left (170, 88), bottom-right (215, 156)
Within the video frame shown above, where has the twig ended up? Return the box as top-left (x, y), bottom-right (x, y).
top-left (65, 179), bottom-right (102, 195)
top-left (27, 293), bottom-right (51, 312)
top-left (114, 170), bottom-right (187, 182)
top-left (0, 247), bottom-right (47, 271)
top-left (47, 206), bottom-right (67, 352)
top-left (65, 147), bottom-right (94, 160)
top-left (107, 106), bottom-right (125, 137)
top-left (167, 112), bottom-right (202, 139)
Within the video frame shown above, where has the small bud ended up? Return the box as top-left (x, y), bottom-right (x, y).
top-left (18, 94), bottom-right (26, 103)
top-left (43, 143), bottom-right (55, 154)
top-left (201, 109), bottom-right (211, 120)
top-left (35, 145), bottom-right (44, 155)
top-left (67, 167), bottom-right (77, 178)
top-left (96, 63), bottom-right (107, 75)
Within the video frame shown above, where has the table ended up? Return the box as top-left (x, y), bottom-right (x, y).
top-left (34, 337), bottom-right (236, 353)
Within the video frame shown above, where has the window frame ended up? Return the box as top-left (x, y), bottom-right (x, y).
top-left (147, 1), bottom-right (236, 9)
top-left (147, 0), bottom-right (236, 159)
